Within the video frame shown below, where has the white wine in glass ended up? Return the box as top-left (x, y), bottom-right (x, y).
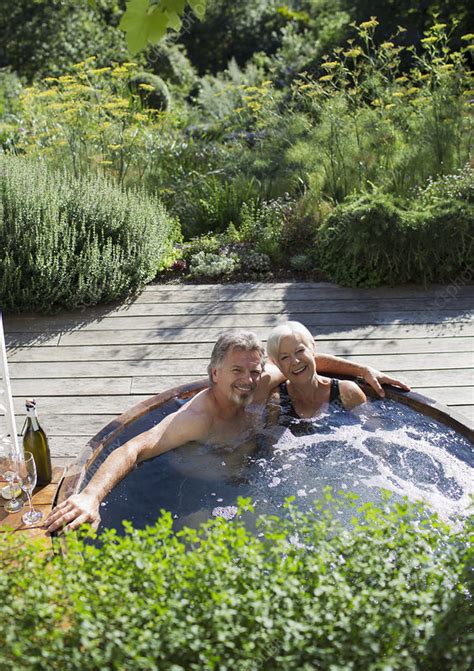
top-left (19, 452), bottom-right (43, 525)
top-left (0, 452), bottom-right (23, 513)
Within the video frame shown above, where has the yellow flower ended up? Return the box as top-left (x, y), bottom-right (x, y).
top-left (461, 33), bottom-right (474, 41)
top-left (432, 23), bottom-right (447, 31)
top-left (133, 113), bottom-right (148, 122)
top-left (393, 92), bottom-right (405, 98)
top-left (344, 47), bottom-right (362, 58)
top-left (395, 76), bottom-right (408, 83)
top-left (406, 87), bottom-right (418, 95)
top-left (421, 36), bottom-right (437, 44)
top-left (359, 17), bottom-right (379, 30)
top-left (440, 64), bottom-right (454, 71)
top-left (107, 144), bottom-right (122, 150)
top-left (385, 103), bottom-right (395, 109)
top-left (319, 74), bottom-right (333, 82)
top-left (36, 90), bottom-right (58, 98)
top-left (381, 41), bottom-right (394, 49)
top-left (43, 77), bottom-right (58, 83)
top-left (139, 84), bottom-right (155, 91)
top-left (321, 61), bottom-right (339, 70)
top-left (91, 67), bottom-right (112, 75)
top-left (98, 160), bottom-right (113, 165)
top-left (371, 98), bottom-right (381, 106)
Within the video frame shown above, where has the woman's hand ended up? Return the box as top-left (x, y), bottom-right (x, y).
top-left (44, 492), bottom-right (101, 535)
top-left (361, 366), bottom-right (411, 397)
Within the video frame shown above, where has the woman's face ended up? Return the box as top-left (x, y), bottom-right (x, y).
top-left (275, 333), bottom-right (316, 384)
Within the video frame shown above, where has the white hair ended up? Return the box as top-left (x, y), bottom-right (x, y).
top-left (266, 321), bottom-right (315, 362)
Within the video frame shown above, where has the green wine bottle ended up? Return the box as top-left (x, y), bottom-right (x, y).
top-left (23, 399), bottom-right (52, 485)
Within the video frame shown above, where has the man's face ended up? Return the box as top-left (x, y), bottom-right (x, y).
top-left (212, 347), bottom-right (263, 407)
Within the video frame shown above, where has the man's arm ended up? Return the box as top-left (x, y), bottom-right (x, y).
top-left (315, 353), bottom-right (410, 397)
top-left (45, 402), bottom-right (211, 535)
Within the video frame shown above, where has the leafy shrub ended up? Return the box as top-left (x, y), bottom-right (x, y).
top-left (315, 192), bottom-right (474, 286)
top-left (289, 253), bottom-right (313, 272)
top-left (128, 72), bottom-right (171, 111)
top-left (239, 250), bottom-right (272, 273)
top-left (0, 157), bottom-right (179, 312)
top-left (0, 494), bottom-right (472, 670)
top-left (239, 198), bottom-right (293, 263)
top-left (146, 41), bottom-right (197, 90)
top-left (177, 175), bottom-right (262, 238)
top-left (416, 163), bottom-right (474, 205)
top-left (0, 0), bottom-right (127, 81)
top-left (189, 250), bottom-right (239, 278)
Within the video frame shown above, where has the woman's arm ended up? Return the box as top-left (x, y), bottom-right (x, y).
top-left (315, 353), bottom-right (410, 397)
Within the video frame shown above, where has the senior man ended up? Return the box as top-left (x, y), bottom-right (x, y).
top-left (45, 331), bottom-right (408, 534)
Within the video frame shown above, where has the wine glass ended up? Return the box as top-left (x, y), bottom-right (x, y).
top-left (0, 449), bottom-right (23, 513)
top-left (19, 452), bottom-right (43, 525)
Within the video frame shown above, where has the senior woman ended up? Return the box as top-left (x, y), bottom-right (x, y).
top-left (266, 321), bottom-right (366, 418)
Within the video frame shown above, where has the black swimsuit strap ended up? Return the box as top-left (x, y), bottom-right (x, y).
top-left (329, 378), bottom-right (342, 404)
top-left (280, 378), bottom-right (342, 417)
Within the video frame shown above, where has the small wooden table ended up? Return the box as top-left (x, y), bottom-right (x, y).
top-left (0, 467), bottom-right (64, 547)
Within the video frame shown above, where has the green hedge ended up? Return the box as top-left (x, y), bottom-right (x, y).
top-left (0, 494), bottom-right (472, 670)
top-left (315, 193), bottom-right (474, 286)
top-left (0, 157), bottom-right (179, 312)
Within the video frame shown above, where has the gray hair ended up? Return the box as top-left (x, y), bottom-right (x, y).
top-left (266, 321), bottom-right (315, 362)
top-left (208, 331), bottom-right (266, 384)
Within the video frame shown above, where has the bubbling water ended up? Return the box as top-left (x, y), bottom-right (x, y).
top-left (251, 400), bottom-right (472, 522)
top-left (89, 398), bottom-right (473, 534)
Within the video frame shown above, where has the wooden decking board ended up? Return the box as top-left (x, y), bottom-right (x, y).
top-left (8, 351), bottom-right (472, 380)
top-left (11, 377), bottom-right (133, 397)
top-left (5, 310), bottom-right (472, 333)
top-left (141, 282), bottom-right (474, 298)
top-left (130, 370), bottom-right (472, 395)
top-left (12, 394), bottom-right (151, 415)
top-left (56, 323), bottom-right (474, 347)
top-left (6, 337), bottom-right (474, 363)
top-left (3, 282), bottom-right (472, 466)
top-left (6, 298), bottom-right (473, 322)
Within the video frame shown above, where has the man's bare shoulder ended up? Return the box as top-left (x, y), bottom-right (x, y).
top-left (174, 387), bottom-right (216, 430)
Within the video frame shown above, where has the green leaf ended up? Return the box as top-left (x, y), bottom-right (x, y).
top-left (119, 0), bottom-right (152, 54)
top-left (148, 7), bottom-right (169, 44)
top-left (187, 0), bottom-right (206, 20)
top-left (87, 0), bottom-right (97, 8)
top-left (165, 10), bottom-right (182, 32)
top-left (162, 0), bottom-right (186, 12)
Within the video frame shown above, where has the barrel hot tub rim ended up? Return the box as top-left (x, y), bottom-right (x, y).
top-left (53, 377), bottom-right (474, 511)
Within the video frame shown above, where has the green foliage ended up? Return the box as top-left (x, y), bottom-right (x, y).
top-left (175, 174), bottom-right (262, 238)
top-left (239, 198), bottom-right (293, 263)
top-left (288, 20), bottom-right (472, 202)
top-left (0, 156), bottom-right (179, 312)
top-left (189, 250), bottom-right (240, 278)
top-left (0, 0), bottom-right (128, 81)
top-left (128, 71), bottom-right (171, 110)
top-left (0, 494), bottom-right (472, 670)
top-left (146, 41), bottom-right (197, 92)
top-left (315, 191), bottom-right (474, 286)
top-left (119, 0), bottom-right (207, 54)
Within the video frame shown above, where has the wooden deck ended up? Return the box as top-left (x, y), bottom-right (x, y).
top-left (4, 282), bottom-right (474, 469)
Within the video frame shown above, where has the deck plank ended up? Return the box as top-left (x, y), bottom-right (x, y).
top-left (8, 351), bottom-right (473, 379)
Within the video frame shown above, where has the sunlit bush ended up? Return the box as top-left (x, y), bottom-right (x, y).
top-left (0, 493), bottom-right (472, 670)
top-left (0, 156), bottom-right (179, 312)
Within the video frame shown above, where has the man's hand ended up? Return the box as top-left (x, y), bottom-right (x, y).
top-left (361, 366), bottom-right (410, 398)
top-left (44, 492), bottom-right (101, 535)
